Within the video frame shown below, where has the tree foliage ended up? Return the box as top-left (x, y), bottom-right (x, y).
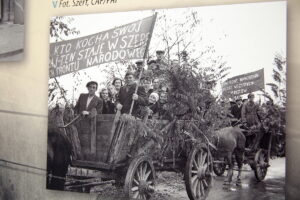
top-left (48, 17), bottom-right (80, 108)
top-left (266, 53), bottom-right (286, 107)
top-left (50, 16), bottom-right (80, 42)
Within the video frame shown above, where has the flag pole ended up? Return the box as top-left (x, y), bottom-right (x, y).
top-left (129, 13), bottom-right (158, 115)
top-left (54, 77), bottom-right (69, 107)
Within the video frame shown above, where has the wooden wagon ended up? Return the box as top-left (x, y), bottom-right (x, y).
top-left (65, 112), bottom-right (214, 200)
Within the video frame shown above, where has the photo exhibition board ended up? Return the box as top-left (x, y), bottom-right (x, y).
top-left (47, 2), bottom-right (286, 200)
top-left (1, 1), bottom-right (300, 200)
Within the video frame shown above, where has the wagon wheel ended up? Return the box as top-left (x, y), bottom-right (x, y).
top-left (185, 146), bottom-right (212, 200)
top-left (213, 158), bottom-right (226, 176)
top-left (124, 156), bottom-right (156, 200)
top-left (254, 149), bottom-right (269, 181)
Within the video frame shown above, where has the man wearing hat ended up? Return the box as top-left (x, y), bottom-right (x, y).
top-left (147, 60), bottom-right (158, 71)
top-left (241, 93), bottom-right (261, 127)
top-left (74, 81), bottom-right (103, 116)
top-left (74, 81), bottom-right (103, 159)
top-left (231, 97), bottom-right (243, 120)
top-left (116, 61), bottom-right (148, 116)
top-left (156, 50), bottom-right (168, 70)
top-left (241, 93), bottom-right (263, 150)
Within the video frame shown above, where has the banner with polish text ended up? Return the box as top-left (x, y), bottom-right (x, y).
top-left (222, 68), bottom-right (265, 98)
top-left (49, 15), bottom-right (156, 78)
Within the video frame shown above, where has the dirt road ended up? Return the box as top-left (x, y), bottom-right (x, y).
top-left (94, 157), bottom-right (285, 200)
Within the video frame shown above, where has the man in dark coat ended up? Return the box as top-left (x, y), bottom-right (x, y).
top-left (74, 81), bottom-right (103, 117)
top-left (231, 97), bottom-right (243, 120)
top-left (74, 81), bottom-right (103, 160)
top-left (241, 93), bottom-right (261, 127)
top-left (241, 93), bottom-right (262, 150)
top-left (116, 68), bottom-right (148, 116)
top-left (156, 50), bottom-right (168, 70)
top-left (100, 88), bottom-right (115, 114)
top-left (156, 92), bottom-right (172, 120)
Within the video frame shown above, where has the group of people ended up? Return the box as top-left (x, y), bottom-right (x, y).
top-left (227, 93), bottom-right (280, 130)
top-left (218, 93), bottom-right (263, 128)
top-left (218, 92), bottom-right (284, 151)
top-left (70, 52), bottom-right (285, 158)
top-left (73, 51), bottom-right (171, 120)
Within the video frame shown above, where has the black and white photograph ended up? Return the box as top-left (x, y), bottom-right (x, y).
top-left (47, 1), bottom-right (286, 199)
top-left (0, 0), bottom-right (24, 61)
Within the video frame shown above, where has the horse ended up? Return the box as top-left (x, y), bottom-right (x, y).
top-left (47, 106), bottom-right (73, 190)
top-left (47, 129), bottom-right (72, 190)
top-left (212, 125), bottom-right (246, 187)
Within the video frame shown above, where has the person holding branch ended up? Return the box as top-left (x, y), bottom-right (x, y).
top-left (116, 61), bottom-right (148, 117)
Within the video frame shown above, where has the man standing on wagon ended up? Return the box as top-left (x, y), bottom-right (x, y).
top-left (241, 93), bottom-right (261, 128)
top-left (74, 81), bottom-right (103, 117)
top-left (231, 96), bottom-right (243, 120)
top-left (241, 93), bottom-right (263, 150)
top-left (116, 61), bottom-right (148, 117)
top-left (74, 81), bottom-right (103, 159)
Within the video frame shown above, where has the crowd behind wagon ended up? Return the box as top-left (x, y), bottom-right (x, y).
top-left (70, 49), bottom-right (285, 133)
top-left (50, 48), bottom-right (286, 160)
top-left (73, 50), bottom-right (172, 120)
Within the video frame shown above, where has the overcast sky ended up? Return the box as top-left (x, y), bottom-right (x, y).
top-left (50, 1), bottom-right (286, 104)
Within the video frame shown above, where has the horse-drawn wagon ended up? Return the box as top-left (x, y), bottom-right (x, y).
top-left (48, 102), bottom-right (279, 199)
top-left (212, 122), bottom-right (274, 183)
top-left (48, 108), bottom-right (214, 200)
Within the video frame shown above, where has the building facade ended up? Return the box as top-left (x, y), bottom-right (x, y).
top-left (0, 0), bottom-right (24, 24)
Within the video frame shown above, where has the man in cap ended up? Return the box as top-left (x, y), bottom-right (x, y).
top-left (241, 93), bottom-right (261, 127)
top-left (147, 60), bottom-right (158, 71)
top-left (74, 81), bottom-right (103, 159)
top-left (140, 68), bottom-right (153, 97)
top-left (116, 61), bottom-right (148, 116)
top-left (156, 50), bottom-right (168, 70)
top-left (241, 93), bottom-right (263, 150)
top-left (231, 96), bottom-right (243, 120)
top-left (74, 81), bottom-right (103, 116)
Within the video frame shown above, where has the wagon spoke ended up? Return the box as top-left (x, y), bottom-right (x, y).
top-left (143, 163), bottom-right (148, 180)
top-left (199, 181), bottom-right (204, 197)
top-left (144, 170), bottom-right (152, 180)
top-left (202, 179), bottom-right (208, 188)
top-left (140, 163), bottom-right (145, 180)
top-left (133, 178), bottom-right (139, 185)
top-left (257, 168), bottom-right (261, 176)
top-left (132, 191), bottom-right (139, 199)
top-left (198, 151), bottom-right (203, 166)
top-left (191, 175), bottom-right (197, 185)
top-left (196, 180), bottom-right (201, 198)
top-left (201, 152), bottom-right (207, 166)
top-left (131, 186), bottom-right (139, 192)
top-left (193, 178), bottom-right (198, 195)
top-left (148, 185), bottom-right (155, 192)
top-left (203, 163), bottom-right (208, 172)
top-left (259, 155), bottom-right (264, 164)
top-left (191, 170), bottom-right (198, 174)
top-left (136, 168), bottom-right (141, 181)
top-left (147, 180), bottom-right (153, 185)
top-left (141, 194), bottom-right (146, 200)
top-left (139, 165), bottom-right (144, 180)
top-left (193, 159), bottom-right (199, 169)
